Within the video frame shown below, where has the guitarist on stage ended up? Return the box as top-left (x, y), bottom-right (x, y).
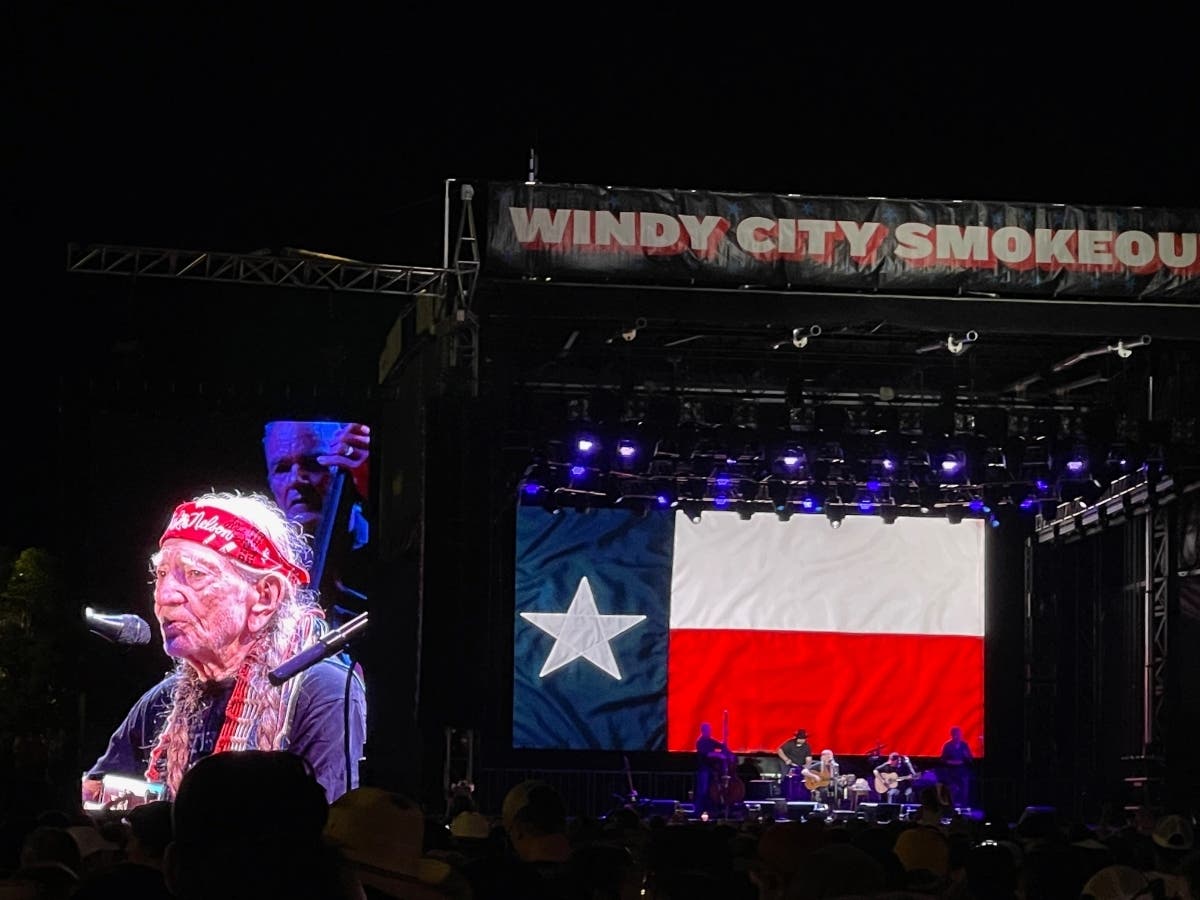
top-left (800, 748), bottom-right (839, 805)
top-left (873, 752), bottom-right (917, 804)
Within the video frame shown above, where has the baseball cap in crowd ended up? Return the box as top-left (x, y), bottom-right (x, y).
top-left (1152, 814), bottom-right (1194, 851)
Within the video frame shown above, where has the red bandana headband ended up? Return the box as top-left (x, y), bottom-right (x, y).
top-left (160, 501), bottom-right (310, 585)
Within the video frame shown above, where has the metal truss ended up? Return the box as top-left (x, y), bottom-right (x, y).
top-left (448, 184), bottom-right (481, 395)
top-left (66, 244), bottom-right (451, 297)
top-left (1146, 501), bottom-right (1171, 750)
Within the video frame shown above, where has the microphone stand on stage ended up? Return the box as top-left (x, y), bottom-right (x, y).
top-left (269, 610), bottom-right (369, 796)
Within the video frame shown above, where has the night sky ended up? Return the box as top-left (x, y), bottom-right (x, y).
top-left (7, 14), bottom-right (1200, 553)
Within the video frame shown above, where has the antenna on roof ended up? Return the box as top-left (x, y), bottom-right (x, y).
top-left (527, 147), bottom-right (539, 185)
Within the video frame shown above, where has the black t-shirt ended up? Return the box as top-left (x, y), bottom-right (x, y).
top-left (779, 738), bottom-right (811, 767)
top-left (87, 658), bottom-right (366, 803)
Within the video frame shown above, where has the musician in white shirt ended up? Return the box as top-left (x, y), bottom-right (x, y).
top-left (800, 748), bottom-right (839, 805)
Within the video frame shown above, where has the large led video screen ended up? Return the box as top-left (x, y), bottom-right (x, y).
top-left (79, 414), bottom-right (373, 756)
top-left (512, 508), bottom-right (984, 757)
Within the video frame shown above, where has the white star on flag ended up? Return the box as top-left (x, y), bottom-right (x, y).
top-left (520, 576), bottom-right (647, 679)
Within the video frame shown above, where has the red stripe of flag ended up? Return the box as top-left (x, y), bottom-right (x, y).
top-left (667, 629), bottom-right (983, 757)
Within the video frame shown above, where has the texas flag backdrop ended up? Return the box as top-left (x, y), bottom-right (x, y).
top-left (512, 506), bottom-right (985, 756)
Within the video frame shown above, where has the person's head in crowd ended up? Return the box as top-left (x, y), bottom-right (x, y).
top-left (18, 826), bottom-right (80, 877)
top-left (325, 786), bottom-right (470, 899)
top-left (569, 842), bottom-right (643, 900)
top-left (145, 492), bottom-right (324, 797)
top-left (849, 825), bottom-right (907, 888)
top-left (500, 780), bottom-right (570, 863)
top-left (784, 843), bottom-right (885, 899)
top-left (66, 822), bottom-right (121, 878)
top-left (164, 750), bottom-right (354, 900)
top-left (893, 825), bottom-right (950, 892)
top-left (71, 810), bottom-right (172, 900)
top-left (448, 809), bottom-right (490, 841)
top-left (124, 801), bottom-right (173, 868)
top-left (1152, 813), bottom-right (1194, 858)
top-left (264, 420), bottom-right (368, 535)
top-left (966, 840), bottom-right (1020, 899)
top-left (1080, 863), bottom-right (1154, 900)
top-left (749, 819), bottom-right (828, 898)
top-left (1, 859), bottom-right (79, 900)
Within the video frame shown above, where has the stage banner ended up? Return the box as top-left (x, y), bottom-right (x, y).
top-left (512, 506), bottom-right (985, 757)
top-left (485, 182), bottom-right (1200, 301)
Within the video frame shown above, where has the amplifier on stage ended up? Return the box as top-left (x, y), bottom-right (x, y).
top-left (745, 779), bottom-right (784, 800)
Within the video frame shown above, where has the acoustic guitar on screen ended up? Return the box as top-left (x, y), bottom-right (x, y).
top-left (803, 768), bottom-right (831, 792)
top-left (874, 771), bottom-right (915, 794)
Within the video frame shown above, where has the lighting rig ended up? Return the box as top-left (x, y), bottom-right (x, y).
top-left (515, 414), bottom-right (1162, 529)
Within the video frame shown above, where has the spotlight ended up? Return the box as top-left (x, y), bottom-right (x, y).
top-left (1063, 443), bottom-right (1090, 477)
top-left (575, 434), bottom-right (600, 455)
top-left (614, 438), bottom-right (639, 471)
top-left (519, 461), bottom-right (551, 499)
top-left (679, 500), bottom-right (703, 524)
top-left (880, 506), bottom-right (898, 525)
top-left (783, 324), bottom-right (821, 349)
top-left (946, 331), bottom-right (979, 356)
top-left (826, 506), bottom-right (845, 529)
top-left (946, 506), bottom-right (965, 525)
top-left (773, 446), bottom-right (809, 478)
top-left (939, 449), bottom-right (967, 480)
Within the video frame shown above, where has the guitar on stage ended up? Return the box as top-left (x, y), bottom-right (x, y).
top-left (800, 748), bottom-right (839, 801)
top-left (803, 769), bottom-right (832, 792)
top-left (873, 752), bottom-right (918, 797)
top-left (874, 770), bottom-right (916, 794)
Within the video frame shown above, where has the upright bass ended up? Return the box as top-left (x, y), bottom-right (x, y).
top-left (709, 709), bottom-right (745, 812)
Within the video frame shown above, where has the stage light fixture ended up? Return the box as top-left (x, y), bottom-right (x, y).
top-left (880, 505), bottom-right (898, 525)
top-left (939, 448), bottom-right (967, 482)
top-left (826, 506), bottom-right (845, 529)
top-left (946, 506), bottom-right (965, 525)
top-left (1063, 443), bottom-right (1090, 477)
top-left (773, 445), bottom-right (809, 478)
top-left (613, 438), bottom-right (639, 471)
